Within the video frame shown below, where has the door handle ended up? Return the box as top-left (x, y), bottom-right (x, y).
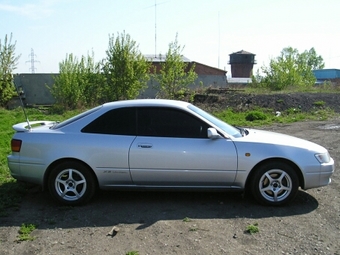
top-left (138, 144), bottom-right (153, 148)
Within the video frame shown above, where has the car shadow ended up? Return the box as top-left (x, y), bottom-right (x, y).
top-left (0, 187), bottom-right (318, 230)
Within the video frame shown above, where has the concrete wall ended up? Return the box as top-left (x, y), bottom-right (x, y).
top-left (12, 73), bottom-right (227, 104)
top-left (195, 74), bottom-right (227, 88)
top-left (13, 73), bottom-right (56, 105)
top-left (139, 74), bottom-right (227, 98)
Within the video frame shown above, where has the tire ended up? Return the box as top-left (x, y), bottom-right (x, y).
top-left (251, 162), bottom-right (299, 206)
top-left (48, 161), bottom-right (96, 205)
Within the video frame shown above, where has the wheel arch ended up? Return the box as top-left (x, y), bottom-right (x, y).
top-left (43, 158), bottom-right (99, 191)
top-left (245, 158), bottom-right (305, 191)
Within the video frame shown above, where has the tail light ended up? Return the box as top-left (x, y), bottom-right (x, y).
top-left (11, 139), bottom-right (22, 152)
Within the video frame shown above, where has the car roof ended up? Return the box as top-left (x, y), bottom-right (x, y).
top-left (102, 99), bottom-right (192, 109)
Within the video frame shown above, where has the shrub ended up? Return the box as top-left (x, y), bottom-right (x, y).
top-left (246, 223), bottom-right (259, 234)
top-left (286, 107), bottom-right (301, 115)
top-left (245, 111), bottom-right (267, 121)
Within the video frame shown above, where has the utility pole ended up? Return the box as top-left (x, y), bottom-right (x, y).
top-left (26, 48), bottom-right (39, 73)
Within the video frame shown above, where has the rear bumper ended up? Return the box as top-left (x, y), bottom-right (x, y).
top-left (7, 155), bottom-right (21, 179)
top-left (7, 155), bottom-right (45, 185)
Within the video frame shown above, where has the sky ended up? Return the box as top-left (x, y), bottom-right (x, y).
top-left (1, 0), bottom-right (340, 77)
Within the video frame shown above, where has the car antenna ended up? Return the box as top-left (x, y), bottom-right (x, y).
top-left (13, 75), bottom-right (31, 130)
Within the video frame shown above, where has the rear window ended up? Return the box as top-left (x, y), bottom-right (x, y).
top-left (81, 107), bottom-right (136, 135)
top-left (52, 106), bottom-right (102, 129)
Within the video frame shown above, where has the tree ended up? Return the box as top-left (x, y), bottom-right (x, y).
top-left (52, 54), bottom-right (82, 109)
top-left (102, 31), bottom-right (150, 101)
top-left (0, 33), bottom-right (21, 107)
top-left (153, 36), bottom-right (197, 99)
top-left (300, 47), bottom-right (325, 70)
top-left (252, 47), bottom-right (324, 91)
top-left (77, 52), bottom-right (105, 106)
top-left (51, 52), bottom-right (103, 109)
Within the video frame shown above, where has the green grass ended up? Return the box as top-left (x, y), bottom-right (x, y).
top-left (183, 217), bottom-right (192, 222)
top-left (125, 251), bottom-right (139, 255)
top-left (214, 107), bottom-right (337, 127)
top-left (17, 223), bottom-right (37, 241)
top-left (0, 107), bottom-right (82, 216)
top-left (246, 223), bottom-right (259, 234)
top-left (0, 108), bottom-right (26, 216)
top-left (313, 100), bottom-right (326, 107)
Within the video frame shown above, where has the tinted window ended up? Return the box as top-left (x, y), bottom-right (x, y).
top-left (53, 106), bottom-right (102, 129)
top-left (81, 107), bottom-right (136, 135)
top-left (188, 104), bottom-right (242, 138)
top-left (137, 107), bottom-right (209, 138)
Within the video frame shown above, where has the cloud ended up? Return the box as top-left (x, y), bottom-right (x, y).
top-left (0, 1), bottom-right (55, 19)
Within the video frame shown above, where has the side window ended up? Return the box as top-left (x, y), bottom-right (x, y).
top-left (137, 107), bottom-right (209, 138)
top-left (81, 108), bottom-right (136, 135)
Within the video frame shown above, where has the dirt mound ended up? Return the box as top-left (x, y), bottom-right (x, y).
top-left (194, 91), bottom-right (340, 113)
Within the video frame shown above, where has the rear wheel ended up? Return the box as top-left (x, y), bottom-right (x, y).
top-left (251, 162), bottom-right (299, 206)
top-left (48, 161), bottom-right (96, 205)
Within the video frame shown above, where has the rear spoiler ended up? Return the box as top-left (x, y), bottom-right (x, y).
top-left (12, 121), bottom-right (56, 132)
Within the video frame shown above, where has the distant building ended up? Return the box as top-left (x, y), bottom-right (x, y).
top-left (140, 55), bottom-right (227, 98)
top-left (228, 50), bottom-right (256, 78)
top-left (313, 69), bottom-right (340, 83)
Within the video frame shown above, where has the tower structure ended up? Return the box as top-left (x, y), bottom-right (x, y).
top-left (229, 50), bottom-right (256, 78)
top-left (26, 48), bottom-right (39, 73)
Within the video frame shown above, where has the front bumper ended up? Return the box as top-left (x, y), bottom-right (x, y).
top-left (303, 157), bottom-right (334, 190)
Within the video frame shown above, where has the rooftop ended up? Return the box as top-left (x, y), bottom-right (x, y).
top-left (144, 54), bottom-right (191, 62)
top-left (229, 50), bottom-right (255, 55)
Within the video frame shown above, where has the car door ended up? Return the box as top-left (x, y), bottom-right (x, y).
top-left (129, 107), bottom-right (238, 187)
top-left (81, 107), bottom-right (137, 186)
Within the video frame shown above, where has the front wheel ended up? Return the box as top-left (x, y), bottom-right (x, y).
top-left (48, 161), bottom-right (96, 205)
top-left (251, 162), bottom-right (299, 206)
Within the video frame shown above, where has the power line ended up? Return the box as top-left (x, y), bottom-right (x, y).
top-left (26, 48), bottom-right (40, 73)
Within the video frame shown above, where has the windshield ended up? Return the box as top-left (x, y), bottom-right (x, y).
top-left (188, 104), bottom-right (242, 138)
top-left (52, 106), bottom-right (102, 129)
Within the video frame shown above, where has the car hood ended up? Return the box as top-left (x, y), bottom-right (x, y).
top-left (236, 128), bottom-right (327, 152)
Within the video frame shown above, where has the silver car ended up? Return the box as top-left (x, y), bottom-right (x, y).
top-left (7, 99), bottom-right (334, 206)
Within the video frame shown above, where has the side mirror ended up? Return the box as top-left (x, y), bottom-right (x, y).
top-left (207, 127), bottom-right (221, 139)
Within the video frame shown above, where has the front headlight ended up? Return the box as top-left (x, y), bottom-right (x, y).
top-left (315, 152), bottom-right (331, 164)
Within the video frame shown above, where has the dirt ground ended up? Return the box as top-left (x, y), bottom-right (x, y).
top-left (0, 116), bottom-right (339, 255)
